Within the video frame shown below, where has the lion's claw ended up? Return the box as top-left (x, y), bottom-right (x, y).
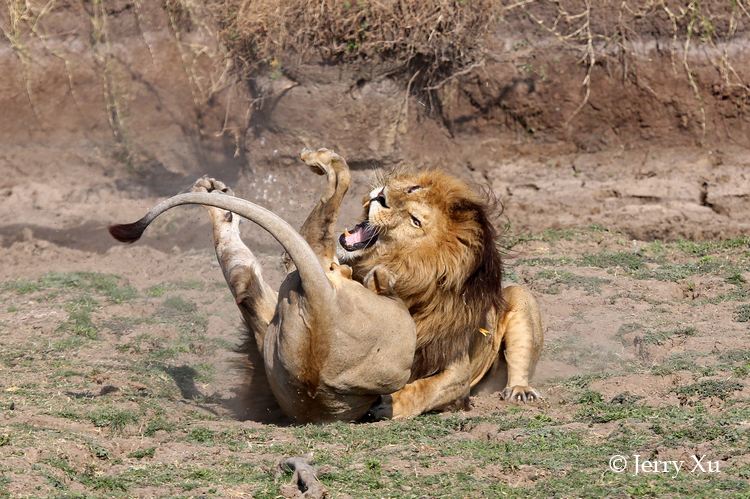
top-left (501, 385), bottom-right (542, 404)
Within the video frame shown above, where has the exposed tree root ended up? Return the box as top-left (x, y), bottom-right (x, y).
top-left (279, 455), bottom-right (328, 499)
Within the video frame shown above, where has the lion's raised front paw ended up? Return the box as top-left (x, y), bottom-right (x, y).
top-left (299, 148), bottom-right (344, 176)
top-left (501, 385), bottom-right (542, 404)
top-left (191, 176), bottom-right (234, 196)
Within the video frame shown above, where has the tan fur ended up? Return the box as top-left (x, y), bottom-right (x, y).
top-left (341, 171), bottom-right (545, 417)
top-left (113, 149), bottom-right (416, 423)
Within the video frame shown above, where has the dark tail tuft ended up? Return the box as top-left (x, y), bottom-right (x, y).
top-left (109, 219), bottom-right (147, 243)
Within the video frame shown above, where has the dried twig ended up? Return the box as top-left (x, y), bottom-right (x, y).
top-left (426, 60), bottom-right (484, 91)
top-left (565, 0), bottom-right (595, 125)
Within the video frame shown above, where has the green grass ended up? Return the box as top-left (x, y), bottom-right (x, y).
top-left (194, 362), bottom-right (215, 382)
top-left (734, 304), bottom-right (750, 322)
top-left (2, 272), bottom-right (143, 345)
top-left (3, 272), bottom-right (137, 302)
top-left (100, 315), bottom-right (145, 335)
top-left (573, 249), bottom-right (746, 283)
top-left (44, 455), bottom-right (129, 492)
top-left (534, 270), bottom-right (609, 295)
top-left (651, 353), bottom-right (701, 375)
top-left (143, 416), bottom-right (173, 437)
top-left (642, 326), bottom-right (697, 345)
top-left (87, 407), bottom-right (140, 432)
top-left (580, 251), bottom-right (645, 271)
top-left (725, 271), bottom-right (747, 286)
top-left (1, 279), bottom-right (42, 294)
top-left (111, 294), bottom-right (210, 362)
top-left (50, 335), bottom-right (86, 351)
top-left (2, 230), bottom-right (748, 497)
top-left (187, 427), bottom-right (216, 444)
top-left (146, 284), bottom-right (170, 297)
top-left (641, 256), bottom-right (741, 282)
top-left (676, 237), bottom-right (750, 257)
top-left (162, 296), bottom-right (197, 313)
top-left (272, 402), bottom-right (749, 497)
top-left (0, 475), bottom-right (10, 495)
top-left (719, 349), bottom-right (750, 363)
top-left (87, 441), bottom-right (111, 460)
top-left (504, 227), bottom-right (581, 248)
top-left (128, 447), bottom-right (156, 459)
top-left (57, 296), bottom-right (99, 339)
top-left (673, 380), bottom-right (744, 401)
top-left (155, 296), bottom-right (208, 336)
top-left (145, 280), bottom-right (204, 297)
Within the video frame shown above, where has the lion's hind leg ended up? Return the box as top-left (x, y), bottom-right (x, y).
top-left (491, 285), bottom-right (544, 403)
top-left (191, 177), bottom-right (277, 352)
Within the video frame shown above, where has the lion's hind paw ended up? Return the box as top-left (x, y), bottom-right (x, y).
top-left (191, 176), bottom-right (234, 196)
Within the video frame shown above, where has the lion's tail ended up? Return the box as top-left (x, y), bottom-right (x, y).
top-left (109, 219), bottom-right (149, 243)
top-left (108, 192), bottom-right (335, 311)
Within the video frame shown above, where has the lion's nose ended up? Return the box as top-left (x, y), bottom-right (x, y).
top-left (373, 189), bottom-right (389, 208)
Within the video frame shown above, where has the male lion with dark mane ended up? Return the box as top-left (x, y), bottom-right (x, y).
top-left (338, 169), bottom-right (544, 418)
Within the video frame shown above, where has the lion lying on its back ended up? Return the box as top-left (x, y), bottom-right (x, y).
top-left (338, 169), bottom-right (545, 418)
top-left (110, 149), bottom-right (416, 423)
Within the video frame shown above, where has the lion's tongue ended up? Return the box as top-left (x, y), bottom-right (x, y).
top-left (344, 224), bottom-right (367, 246)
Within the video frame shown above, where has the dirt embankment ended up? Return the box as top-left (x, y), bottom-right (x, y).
top-left (1, 0), bottom-right (749, 248)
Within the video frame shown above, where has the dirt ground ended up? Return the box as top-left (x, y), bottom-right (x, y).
top-left (0, 1), bottom-right (749, 497)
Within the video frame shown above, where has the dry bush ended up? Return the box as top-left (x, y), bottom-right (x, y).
top-left (214, 0), bottom-right (499, 90)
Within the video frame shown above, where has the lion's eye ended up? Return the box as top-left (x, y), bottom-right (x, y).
top-left (410, 215), bottom-right (422, 228)
top-left (407, 185), bottom-right (421, 194)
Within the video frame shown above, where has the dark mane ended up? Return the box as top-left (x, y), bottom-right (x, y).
top-left (451, 196), bottom-right (505, 317)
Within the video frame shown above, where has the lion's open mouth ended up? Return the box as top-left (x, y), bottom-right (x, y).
top-left (340, 221), bottom-right (379, 251)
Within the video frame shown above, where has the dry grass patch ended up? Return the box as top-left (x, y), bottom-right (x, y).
top-left (214, 0), bottom-right (498, 90)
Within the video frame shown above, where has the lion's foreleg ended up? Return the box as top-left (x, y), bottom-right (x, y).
top-left (295, 149), bottom-right (351, 269)
top-left (498, 285), bottom-right (544, 402)
top-left (375, 354), bottom-right (472, 418)
top-left (192, 177), bottom-right (278, 352)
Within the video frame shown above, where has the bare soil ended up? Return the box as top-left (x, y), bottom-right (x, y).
top-left (0, 1), bottom-right (748, 497)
